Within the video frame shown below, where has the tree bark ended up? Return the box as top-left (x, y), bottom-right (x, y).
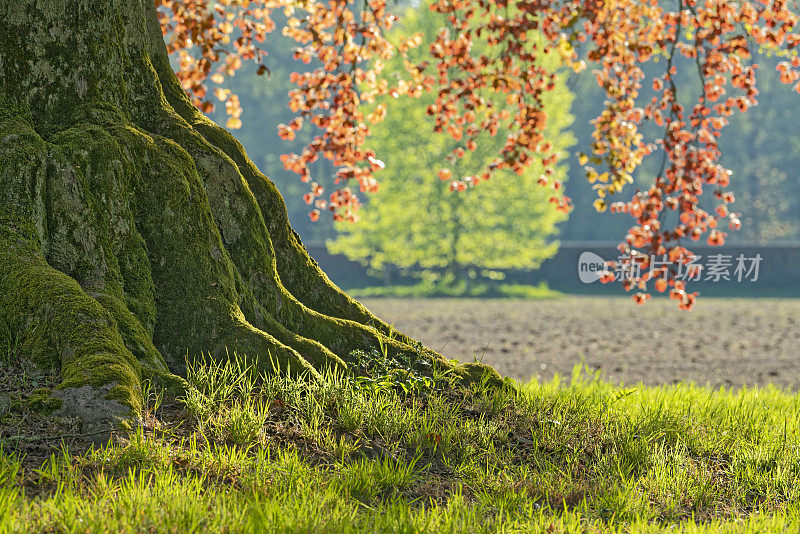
top-left (0, 0), bottom-right (478, 430)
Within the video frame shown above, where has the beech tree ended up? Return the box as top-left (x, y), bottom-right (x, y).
top-left (0, 0), bottom-right (475, 430)
top-left (2, 0), bottom-right (799, 430)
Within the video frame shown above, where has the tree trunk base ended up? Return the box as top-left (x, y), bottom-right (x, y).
top-left (0, 0), bottom-right (494, 434)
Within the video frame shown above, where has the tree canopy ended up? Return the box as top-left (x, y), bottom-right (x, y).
top-left (159, 0), bottom-right (800, 309)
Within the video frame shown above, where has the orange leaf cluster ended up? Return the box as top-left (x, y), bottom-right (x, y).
top-left (159, 0), bottom-right (800, 307)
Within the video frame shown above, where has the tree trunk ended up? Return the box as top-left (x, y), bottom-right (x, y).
top-left (0, 0), bottom-right (476, 432)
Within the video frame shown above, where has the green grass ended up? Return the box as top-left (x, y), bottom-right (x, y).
top-left (348, 281), bottom-right (561, 299)
top-left (0, 319), bottom-right (19, 366)
top-left (3, 359), bottom-right (800, 532)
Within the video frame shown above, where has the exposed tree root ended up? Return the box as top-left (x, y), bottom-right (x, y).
top-left (0, 0), bottom-right (491, 434)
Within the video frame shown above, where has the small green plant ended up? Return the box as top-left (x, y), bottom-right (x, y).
top-left (214, 398), bottom-right (268, 445)
top-left (140, 380), bottom-right (165, 428)
top-left (180, 385), bottom-right (212, 421)
top-left (0, 448), bottom-right (20, 487)
top-left (336, 454), bottom-right (421, 501)
top-left (184, 351), bottom-right (256, 406)
top-left (345, 348), bottom-right (434, 395)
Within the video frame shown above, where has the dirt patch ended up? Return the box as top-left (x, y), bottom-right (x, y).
top-left (362, 296), bottom-right (800, 390)
top-left (0, 358), bottom-right (94, 468)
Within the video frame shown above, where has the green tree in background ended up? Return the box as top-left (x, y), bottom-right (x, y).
top-left (327, 3), bottom-right (575, 288)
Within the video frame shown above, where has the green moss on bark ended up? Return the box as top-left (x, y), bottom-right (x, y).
top-left (0, 210), bottom-right (143, 413)
top-left (145, 29), bottom-right (426, 353)
top-left (0, 0), bottom-right (469, 433)
top-left (26, 388), bottom-right (63, 415)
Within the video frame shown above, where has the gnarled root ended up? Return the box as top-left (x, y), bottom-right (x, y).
top-left (0, 0), bottom-right (461, 434)
top-left (0, 211), bottom-right (145, 423)
top-left (0, 95), bottom-right (447, 427)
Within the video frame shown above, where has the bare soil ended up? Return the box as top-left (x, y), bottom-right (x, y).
top-left (362, 296), bottom-right (800, 390)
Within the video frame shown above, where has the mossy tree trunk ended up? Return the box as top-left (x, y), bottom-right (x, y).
top-left (0, 0), bottom-right (465, 431)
